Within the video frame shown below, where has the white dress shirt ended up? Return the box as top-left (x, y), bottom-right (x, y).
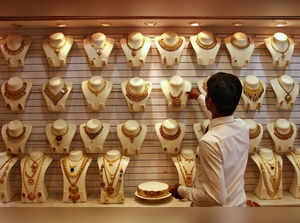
top-left (178, 115), bottom-right (249, 207)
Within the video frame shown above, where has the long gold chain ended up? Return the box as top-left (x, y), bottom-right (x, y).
top-left (0, 157), bottom-right (14, 184)
top-left (271, 37), bottom-right (291, 59)
top-left (277, 78), bottom-right (295, 103)
top-left (125, 82), bottom-right (149, 102)
top-left (249, 124), bottom-right (261, 139)
top-left (126, 38), bottom-right (145, 57)
top-left (121, 124), bottom-right (142, 143)
top-left (273, 124), bottom-right (294, 140)
top-left (196, 37), bottom-right (217, 50)
top-left (243, 81), bottom-right (264, 102)
top-left (87, 80), bottom-right (107, 96)
top-left (158, 38), bottom-right (183, 51)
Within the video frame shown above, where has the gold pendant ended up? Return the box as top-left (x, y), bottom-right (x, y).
top-left (285, 94), bottom-right (291, 102)
top-left (27, 192), bottom-right (36, 201)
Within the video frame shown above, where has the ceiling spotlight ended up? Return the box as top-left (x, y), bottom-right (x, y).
top-left (145, 22), bottom-right (156, 26)
top-left (275, 20), bottom-right (288, 27)
top-left (190, 22), bottom-right (200, 27)
top-left (232, 22), bottom-right (243, 27)
top-left (57, 23), bottom-right (67, 28)
top-left (101, 23), bottom-right (112, 27)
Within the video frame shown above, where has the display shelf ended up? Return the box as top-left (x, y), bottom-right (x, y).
top-left (247, 192), bottom-right (300, 207)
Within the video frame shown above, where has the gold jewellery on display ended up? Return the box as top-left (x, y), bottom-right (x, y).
top-left (22, 155), bottom-right (46, 201)
top-left (277, 79), bottom-right (295, 103)
top-left (48, 38), bottom-right (66, 56)
top-left (62, 156), bottom-right (89, 203)
top-left (177, 154), bottom-right (195, 187)
top-left (258, 153), bottom-right (281, 198)
top-left (121, 124), bottom-right (142, 143)
top-left (158, 38), bottom-right (183, 51)
top-left (44, 83), bottom-right (68, 105)
top-left (87, 80), bottom-right (107, 96)
top-left (4, 82), bottom-right (27, 100)
top-left (196, 37), bottom-right (217, 50)
top-left (3, 40), bottom-right (26, 55)
top-left (90, 39), bottom-right (106, 56)
top-left (243, 81), bottom-right (264, 102)
top-left (271, 38), bottom-right (291, 59)
top-left (0, 157), bottom-right (14, 184)
top-left (125, 83), bottom-right (149, 102)
top-left (169, 91), bottom-right (183, 107)
top-left (6, 127), bottom-right (26, 140)
top-left (249, 124), bottom-right (261, 139)
top-left (51, 125), bottom-right (69, 145)
top-left (289, 152), bottom-right (300, 170)
top-left (273, 124), bottom-right (294, 140)
top-left (160, 125), bottom-right (181, 141)
top-left (230, 36), bottom-right (251, 49)
top-left (84, 125), bottom-right (103, 140)
top-left (126, 38), bottom-right (145, 57)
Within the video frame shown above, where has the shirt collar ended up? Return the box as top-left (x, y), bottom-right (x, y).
top-left (209, 115), bottom-right (234, 130)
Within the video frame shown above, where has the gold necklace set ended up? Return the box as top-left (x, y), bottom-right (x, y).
top-left (273, 124), bottom-right (294, 140)
top-left (126, 38), bottom-right (145, 57)
top-left (169, 89), bottom-right (183, 107)
top-left (277, 78), bottom-right (295, 103)
top-left (44, 83), bottom-right (69, 105)
top-left (125, 83), bottom-right (149, 102)
top-left (62, 156), bottom-right (88, 203)
top-left (121, 124), bottom-right (142, 143)
top-left (258, 153), bottom-right (281, 198)
top-left (159, 38), bottom-right (183, 51)
top-left (48, 38), bottom-right (66, 56)
top-left (6, 127), bottom-right (26, 140)
top-left (196, 37), bottom-right (217, 50)
top-left (243, 81), bottom-right (264, 102)
top-left (160, 125), bottom-right (181, 140)
top-left (90, 39), bottom-right (106, 56)
top-left (3, 40), bottom-right (26, 55)
top-left (0, 157), bottom-right (14, 184)
top-left (249, 124), bottom-right (261, 140)
top-left (84, 125), bottom-right (103, 140)
top-left (22, 155), bottom-right (46, 201)
top-left (230, 36), bottom-right (251, 49)
top-left (4, 82), bottom-right (27, 100)
top-left (51, 125), bottom-right (69, 145)
top-left (87, 80), bottom-right (107, 96)
top-left (271, 38), bottom-right (291, 59)
top-left (177, 154), bottom-right (195, 187)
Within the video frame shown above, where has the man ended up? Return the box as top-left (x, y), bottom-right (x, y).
top-left (170, 72), bottom-right (249, 207)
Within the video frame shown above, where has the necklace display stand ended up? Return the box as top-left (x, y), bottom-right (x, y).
top-left (193, 119), bottom-right (210, 142)
top-left (244, 119), bottom-right (263, 154)
top-left (286, 148), bottom-right (300, 198)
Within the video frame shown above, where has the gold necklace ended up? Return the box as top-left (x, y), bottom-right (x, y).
top-left (84, 125), bottom-right (103, 140)
top-left (90, 39), bottom-right (106, 56)
top-left (48, 38), bottom-right (66, 56)
top-left (196, 37), bottom-right (217, 50)
top-left (169, 90), bottom-right (183, 107)
top-left (121, 124), bottom-right (142, 143)
top-left (273, 124), bottom-right (294, 140)
top-left (4, 40), bottom-right (26, 55)
top-left (62, 156), bottom-right (88, 203)
top-left (22, 155), bottom-right (46, 201)
top-left (258, 153), bottom-right (281, 198)
top-left (243, 81), bottom-right (264, 102)
top-left (0, 157), bottom-right (14, 184)
top-left (177, 155), bottom-right (194, 187)
top-left (44, 83), bottom-right (68, 105)
top-left (103, 155), bottom-right (120, 167)
top-left (230, 36), bottom-right (251, 49)
top-left (51, 124), bottom-right (69, 145)
top-left (6, 126), bottom-right (26, 140)
top-left (249, 124), bottom-right (261, 139)
top-left (125, 82), bottom-right (149, 102)
top-left (290, 152), bottom-right (300, 170)
top-left (87, 80), bottom-right (107, 96)
top-left (158, 38), bottom-right (183, 51)
top-left (277, 79), bottom-right (295, 103)
top-left (160, 125), bottom-right (181, 140)
top-left (126, 38), bottom-right (145, 57)
top-left (4, 82), bottom-right (27, 100)
top-left (271, 38), bottom-right (291, 59)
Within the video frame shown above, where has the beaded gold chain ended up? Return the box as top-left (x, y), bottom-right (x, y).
top-left (271, 37), bottom-right (291, 59)
top-left (243, 81), bottom-right (264, 102)
top-left (158, 38), bottom-right (183, 51)
top-left (125, 83), bottom-right (148, 102)
top-left (4, 82), bottom-right (27, 100)
top-left (196, 37), bottom-right (217, 50)
top-left (126, 38), bottom-right (145, 57)
top-left (121, 124), bottom-right (142, 143)
top-left (273, 124), bottom-right (294, 140)
top-left (249, 124), bottom-right (261, 139)
top-left (159, 125), bottom-right (181, 141)
top-left (87, 80), bottom-right (107, 96)
top-left (277, 78), bottom-right (295, 103)
top-left (44, 83), bottom-right (68, 105)
top-left (0, 157), bottom-right (14, 184)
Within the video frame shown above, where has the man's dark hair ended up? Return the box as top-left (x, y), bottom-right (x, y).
top-left (207, 72), bottom-right (242, 116)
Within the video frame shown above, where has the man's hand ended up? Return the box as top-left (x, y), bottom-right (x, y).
top-left (169, 184), bottom-right (184, 200)
top-left (187, 88), bottom-right (201, 100)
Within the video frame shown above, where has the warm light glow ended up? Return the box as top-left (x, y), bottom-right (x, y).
top-left (101, 23), bottom-right (112, 27)
top-left (190, 22), bottom-right (200, 27)
top-left (232, 22), bottom-right (243, 27)
top-left (275, 20), bottom-right (288, 27)
top-left (144, 22), bottom-right (156, 26)
top-left (57, 23), bottom-right (67, 28)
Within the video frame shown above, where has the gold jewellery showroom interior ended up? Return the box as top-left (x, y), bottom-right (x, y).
top-left (1, 0), bottom-right (300, 207)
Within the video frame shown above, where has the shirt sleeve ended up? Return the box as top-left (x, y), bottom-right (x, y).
top-left (178, 138), bottom-right (227, 206)
top-left (197, 94), bottom-right (212, 120)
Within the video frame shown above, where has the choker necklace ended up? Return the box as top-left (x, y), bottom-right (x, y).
top-left (271, 38), bottom-right (291, 59)
top-left (230, 36), bottom-right (251, 49)
top-left (277, 79), bottom-right (295, 103)
top-left (22, 155), bottom-right (46, 201)
top-left (169, 90), bottom-right (183, 107)
top-left (243, 81), bottom-right (264, 102)
top-left (258, 153), bottom-right (281, 198)
top-left (160, 125), bottom-right (181, 140)
top-left (6, 127), bottom-right (26, 140)
top-left (48, 38), bottom-right (66, 56)
top-left (159, 38), bottom-right (183, 51)
top-left (177, 154), bottom-right (195, 187)
top-left (5, 82), bottom-right (27, 100)
top-left (44, 83), bottom-right (68, 105)
top-left (84, 125), bottom-right (103, 140)
top-left (125, 83), bottom-right (149, 102)
top-left (62, 156), bottom-right (88, 203)
top-left (249, 124), bottom-right (261, 139)
top-left (51, 125), bottom-right (69, 145)
top-left (196, 37), bottom-right (217, 50)
top-left (90, 39), bottom-right (106, 56)
top-left (4, 40), bottom-right (26, 55)
top-left (290, 152), bottom-right (300, 170)
top-left (121, 124), bottom-right (142, 143)
top-left (0, 157), bottom-right (14, 184)
top-left (87, 80), bottom-right (107, 96)
top-left (126, 38), bottom-right (145, 57)
top-left (273, 124), bottom-right (294, 140)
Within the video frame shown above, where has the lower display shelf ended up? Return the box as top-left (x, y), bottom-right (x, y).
top-left (247, 192), bottom-right (300, 207)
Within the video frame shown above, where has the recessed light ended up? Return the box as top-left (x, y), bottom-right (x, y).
top-left (145, 22), bottom-right (156, 26)
top-left (101, 23), bottom-right (112, 27)
top-left (232, 22), bottom-right (243, 27)
top-left (190, 22), bottom-right (200, 27)
top-left (275, 20), bottom-right (288, 27)
top-left (57, 23), bottom-right (67, 28)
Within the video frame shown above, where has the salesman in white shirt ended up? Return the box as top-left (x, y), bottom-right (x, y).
top-left (170, 72), bottom-right (249, 207)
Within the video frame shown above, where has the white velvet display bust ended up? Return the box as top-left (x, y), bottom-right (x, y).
top-left (286, 148), bottom-right (300, 198)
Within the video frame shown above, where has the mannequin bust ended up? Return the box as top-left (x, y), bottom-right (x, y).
top-left (45, 119), bottom-right (77, 153)
top-left (267, 119), bottom-right (296, 154)
top-left (241, 75), bottom-right (265, 111)
top-left (61, 150), bottom-right (92, 203)
top-left (21, 151), bottom-right (53, 203)
top-left (83, 32), bottom-right (114, 68)
top-left (80, 119), bottom-right (110, 153)
top-left (286, 147), bottom-right (300, 198)
top-left (264, 32), bottom-right (294, 68)
top-left (97, 150), bottom-right (130, 204)
top-left (155, 32), bottom-right (186, 66)
top-left (251, 148), bottom-right (283, 200)
top-left (121, 77), bottom-right (152, 112)
top-left (81, 75), bottom-right (112, 111)
top-left (1, 120), bottom-right (32, 154)
top-left (155, 119), bottom-right (185, 155)
top-left (190, 31), bottom-right (221, 66)
top-left (0, 33), bottom-right (31, 67)
top-left (0, 152), bottom-right (18, 203)
top-left (244, 119), bottom-right (263, 154)
top-left (193, 119), bottom-right (210, 142)
top-left (1, 76), bottom-right (32, 112)
top-left (224, 32), bottom-right (255, 67)
top-left (42, 32), bottom-right (73, 67)
top-left (160, 75), bottom-right (192, 110)
top-left (117, 120), bottom-right (147, 156)
top-left (270, 75), bottom-right (299, 110)
top-left (172, 148), bottom-right (196, 187)
top-left (42, 76), bottom-right (72, 112)
top-left (120, 32), bottom-right (151, 67)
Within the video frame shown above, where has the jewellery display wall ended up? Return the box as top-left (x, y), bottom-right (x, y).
top-left (1, 27), bottom-right (300, 206)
